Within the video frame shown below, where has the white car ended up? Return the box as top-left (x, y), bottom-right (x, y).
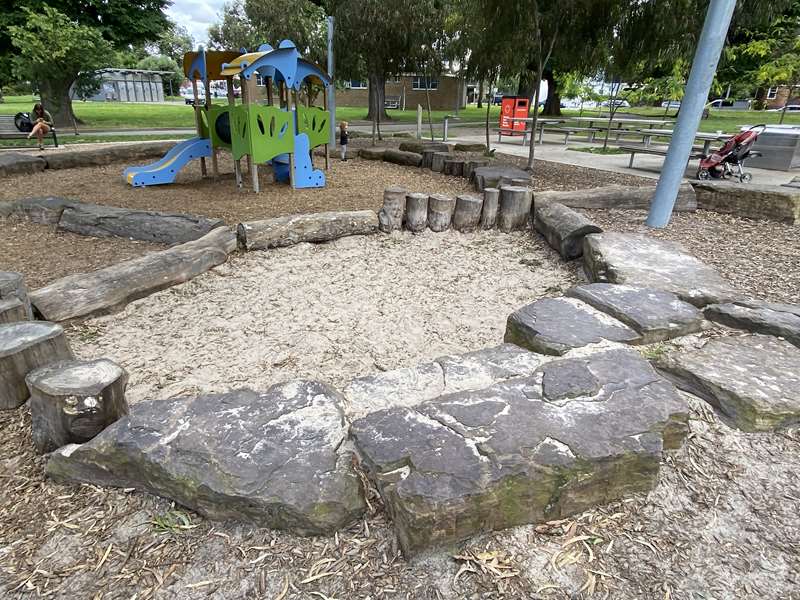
top-left (660, 100), bottom-right (681, 109)
top-left (767, 104), bottom-right (800, 112)
top-left (180, 86), bottom-right (205, 104)
top-left (600, 99), bottom-right (630, 108)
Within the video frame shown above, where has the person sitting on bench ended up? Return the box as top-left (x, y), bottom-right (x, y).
top-left (27, 103), bottom-right (53, 150)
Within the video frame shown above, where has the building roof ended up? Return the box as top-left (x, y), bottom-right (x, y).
top-left (95, 68), bottom-right (173, 76)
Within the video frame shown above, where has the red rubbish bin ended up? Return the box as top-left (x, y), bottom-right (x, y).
top-left (499, 96), bottom-right (529, 134)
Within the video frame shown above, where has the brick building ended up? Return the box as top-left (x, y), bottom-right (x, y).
top-left (335, 74), bottom-right (467, 111)
top-left (761, 84), bottom-right (800, 109)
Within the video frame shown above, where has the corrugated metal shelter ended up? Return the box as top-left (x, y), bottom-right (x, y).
top-left (72, 69), bottom-right (171, 102)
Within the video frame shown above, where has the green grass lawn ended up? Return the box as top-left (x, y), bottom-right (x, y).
top-left (2, 94), bottom-right (798, 136)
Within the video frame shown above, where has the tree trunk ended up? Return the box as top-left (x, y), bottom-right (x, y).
top-left (602, 81), bottom-right (622, 151)
top-left (40, 79), bottom-right (79, 129)
top-left (27, 358), bottom-right (129, 454)
top-left (516, 70), bottom-right (536, 100)
top-left (424, 72), bottom-right (435, 140)
top-left (525, 65), bottom-right (543, 171)
top-left (366, 73), bottom-right (390, 122)
top-left (542, 68), bottom-right (562, 116)
top-left (0, 321), bottom-right (75, 410)
top-left (485, 74), bottom-right (494, 152)
top-left (477, 80), bottom-right (484, 108)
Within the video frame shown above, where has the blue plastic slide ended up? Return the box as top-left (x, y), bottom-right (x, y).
top-left (124, 137), bottom-right (212, 187)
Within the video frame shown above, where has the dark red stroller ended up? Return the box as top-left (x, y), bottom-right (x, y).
top-left (697, 124), bottom-right (765, 183)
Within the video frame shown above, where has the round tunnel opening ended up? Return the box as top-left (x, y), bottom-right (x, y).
top-left (215, 111), bottom-right (232, 145)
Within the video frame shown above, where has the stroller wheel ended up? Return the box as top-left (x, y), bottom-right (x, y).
top-left (739, 173), bottom-right (752, 183)
top-left (696, 168), bottom-right (711, 180)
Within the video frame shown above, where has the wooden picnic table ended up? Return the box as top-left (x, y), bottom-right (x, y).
top-left (559, 116), bottom-right (676, 143)
top-left (636, 128), bottom-right (729, 154)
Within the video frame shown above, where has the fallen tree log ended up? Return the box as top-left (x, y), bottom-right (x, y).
top-left (30, 228), bottom-right (237, 322)
top-left (534, 201), bottom-right (602, 260)
top-left (535, 183), bottom-right (697, 212)
top-left (358, 148), bottom-right (386, 161)
top-left (383, 149), bottom-right (422, 168)
top-left (0, 321), bottom-right (74, 409)
top-left (58, 203), bottom-right (225, 246)
top-left (0, 196), bottom-right (74, 224)
top-left (27, 358), bottom-right (129, 454)
top-left (239, 210), bottom-right (378, 250)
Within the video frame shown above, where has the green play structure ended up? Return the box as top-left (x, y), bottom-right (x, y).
top-left (124, 40), bottom-right (332, 191)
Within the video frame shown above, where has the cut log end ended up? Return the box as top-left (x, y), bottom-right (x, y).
top-left (498, 186), bottom-right (533, 232)
top-left (428, 194), bottom-right (456, 232)
top-left (0, 271), bottom-right (33, 320)
top-left (27, 358), bottom-right (129, 454)
top-left (453, 195), bottom-right (484, 232)
top-left (405, 193), bottom-right (429, 232)
top-left (0, 321), bottom-right (74, 410)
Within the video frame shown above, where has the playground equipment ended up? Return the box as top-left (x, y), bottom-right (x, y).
top-left (124, 40), bottom-right (332, 192)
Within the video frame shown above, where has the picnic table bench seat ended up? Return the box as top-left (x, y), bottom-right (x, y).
top-left (618, 145), bottom-right (705, 168)
top-left (541, 125), bottom-right (604, 145)
top-left (497, 128), bottom-right (530, 145)
top-left (0, 114), bottom-right (58, 147)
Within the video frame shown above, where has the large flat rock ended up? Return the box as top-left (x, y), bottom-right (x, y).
top-left (693, 181), bottom-right (800, 224)
top-left (705, 300), bottom-right (800, 348)
top-left (566, 283), bottom-right (705, 344)
top-left (472, 165), bottom-right (530, 192)
top-left (0, 196), bottom-right (74, 224)
top-left (343, 344), bottom-right (546, 417)
top-left (583, 232), bottom-right (739, 307)
top-left (505, 297), bottom-right (641, 355)
top-left (47, 381), bottom-right (366, 535)
top-left (351, 348), bottom-right (688, 555)
top-left (657, 334), bottom-right (800, 432)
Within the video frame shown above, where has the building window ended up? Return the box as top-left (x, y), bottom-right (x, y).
top-left (412, 76), bottom-right (439, 90)
top-left (766, 87), bottom-right (777, 100)
top-left (347, 79), bottom-right (367, 89)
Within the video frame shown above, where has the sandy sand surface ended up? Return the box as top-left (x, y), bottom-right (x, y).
top-left (70, 230), bottom-right (575, 405)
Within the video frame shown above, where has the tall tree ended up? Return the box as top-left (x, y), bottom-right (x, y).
top-left (3, 0), bottom-right (169, 126)
top-left (151, 22), bottom-right (195, 63)
top-left (328, 0), bottom-right (450, 122)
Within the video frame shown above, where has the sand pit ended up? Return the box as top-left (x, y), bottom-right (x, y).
top-left (68, 230), bottom-right (575, 405)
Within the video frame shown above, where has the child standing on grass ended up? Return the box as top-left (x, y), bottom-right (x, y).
top-left (339, 121), bottom-right (349, 161)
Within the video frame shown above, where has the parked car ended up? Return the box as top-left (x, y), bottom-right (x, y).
top-left (767, 104), bottom-right (800, 112)
top-left (660, 100), bottom-right (681, 109)
top-left (600, 99), bottom-right (630, 108)
top-left (708, 98), bottom-right (733, 108)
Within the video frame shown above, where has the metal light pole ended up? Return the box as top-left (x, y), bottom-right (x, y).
top-left (646, 0), bottom-right (736, 228)
top-left (327, 16), bottom-right (336, 149)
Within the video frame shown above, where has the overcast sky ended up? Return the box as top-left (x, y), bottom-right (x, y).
top-left (167, 0), bottom-right (227, 45)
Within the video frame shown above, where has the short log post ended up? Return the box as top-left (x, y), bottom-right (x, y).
top-left (453, 195), bottom-right (484, 232)
top-left (0, 321), bottom-right (74, 410)
top-left (443, 159), bottom-right (465, 177)
top-left (481, 188), bottom-right (500, 229)
top-left (0, 272), bottom-right (33, 320)
top-left (498, 186), bottom-right (533, 232)
top-left (428, 194), bottom-right (456, 232)
top-left (405, 193), bottom-right (429, 232)
top-left (430, 152), bottom-right (450, 173)
top-left (421, 149), bottom-right (437, 169)
top-left (26, 358), bottom-right (129, 454)
top-left (378, 186), bottom-right (407, 233)
top-left (0, 298), bottom-right (28, 325)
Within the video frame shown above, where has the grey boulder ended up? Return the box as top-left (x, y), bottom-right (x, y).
top-left (505, 297), bottom-right (641, 355)
top-left (351, 348), bottom-right (688, 555)
top-left (704, 300), bottom-right (800, 348)
top-left (47, 381), bottom-right (366, 535)
top-left (657, 334), bottom-right (800, 432)
top-left (583, 232), bottom-right (739, 307)
top-left (566, 283), bottom-right (705, 343)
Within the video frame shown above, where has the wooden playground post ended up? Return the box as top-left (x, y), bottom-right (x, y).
top-left (226, 76), bottom-right (243, 190)
top-left (205, 76), bottom-right (218, 181)
top-left (241, 77), bottom-right (258, 192)
top-left (322, 86), bottom-right (329, 170)
top-left (191, 79), bottom-right (207, 176)
top-left (266, 76), bottom-right (273, 106)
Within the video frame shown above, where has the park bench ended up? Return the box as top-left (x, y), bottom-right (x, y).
top-left (0, 114), bottom-right (58, 147)
top-left (618, 145), bottom-right (704, 168)
top-left (541, 126), bottom-right (604, 145)
top-left (497, 127), bottom-right (530, 145)
top-left (384, 96), bottom-right (400, 109)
